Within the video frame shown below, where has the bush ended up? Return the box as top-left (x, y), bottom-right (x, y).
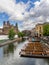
top-left (18, 32), bottom-right (25, 38)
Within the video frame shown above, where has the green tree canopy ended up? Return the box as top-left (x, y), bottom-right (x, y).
top-left (43, 24), bottom-right (49, 36)
top-left (8, 28), bottom-right (16, 40)
top-left (18, 32), bottom-right (25, 38)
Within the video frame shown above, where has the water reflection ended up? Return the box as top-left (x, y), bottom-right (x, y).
top-left (3, 43), bottom-right (17, 57)
top-left (0, 40), bottom-right (49, 65)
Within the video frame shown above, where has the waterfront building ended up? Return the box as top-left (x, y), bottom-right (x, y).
top-left (34, 22), bottom-right (49, 37)
top-left (35, 24), bottom-right (43, 37)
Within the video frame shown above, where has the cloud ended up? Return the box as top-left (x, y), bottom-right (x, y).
top-left (21, 0), bottom-right (49, 30)
top-left (0, 0), bottom-right (34, 31)
top-left (0, 0), bottom-right (49, 31)
top-left (0, 0), bottom-right (31, 21)
top-left (0, 26), bottom-right (3, 28)
top-left (30, 0), bottom-right (49, 21)
top-left (21, 19), bottom-right (37, 31)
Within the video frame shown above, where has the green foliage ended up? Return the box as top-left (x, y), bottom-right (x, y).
top-left (43, 24), bottom-right (49, 36)
top-left (18, 32), bottom-right (25, 38)
top-left (8, 28), bottom-right (16, 40)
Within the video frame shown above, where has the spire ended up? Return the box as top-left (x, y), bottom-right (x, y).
top-left (3, 21), bottom-right (6, 25)
top-left (7, 21), bottom-right (10, 25)
top-left (16, 23), bottom-right (18, 28)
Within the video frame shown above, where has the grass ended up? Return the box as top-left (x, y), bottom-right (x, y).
top-left (0, 40), bottom-right (8, 43)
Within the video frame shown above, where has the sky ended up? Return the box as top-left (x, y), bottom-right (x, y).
top-left (0, 0), bottom-right (49, 31)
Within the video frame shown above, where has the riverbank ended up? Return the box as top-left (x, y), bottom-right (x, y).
top-left (0, 38), bottom-right (22, 47)
top-left (0, 40), bottom-right (8, 43)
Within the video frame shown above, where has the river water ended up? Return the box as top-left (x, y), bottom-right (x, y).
top-left (0, 40), bottom-right (49, 65)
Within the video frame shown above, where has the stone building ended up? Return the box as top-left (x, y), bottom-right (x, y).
top-left (0, 21), bottom-right (19, 35)
top-left (31, 22), bottom-right (49, 37)
top-left (35, 24), bottom-right (43, 37)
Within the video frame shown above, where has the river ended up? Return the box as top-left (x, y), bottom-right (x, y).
top-left (0, 40), bottom-right (49, 65)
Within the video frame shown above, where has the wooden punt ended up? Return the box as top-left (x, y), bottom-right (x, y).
top-left (20, 51), bottom-right (49, 58)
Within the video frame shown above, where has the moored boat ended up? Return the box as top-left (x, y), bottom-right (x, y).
top-left (19, 41), bottom-right (49, 58)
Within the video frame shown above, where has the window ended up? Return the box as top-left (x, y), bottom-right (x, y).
top-left (39, 27), bottom-right (41, 33)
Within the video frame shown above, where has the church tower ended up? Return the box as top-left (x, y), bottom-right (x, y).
top-left (7, 21), bottom-right (10, 26)
top-left (3, 21), bottom-right (6, 28)
top-left (3, 21), bottom-right (6, 26)
top-left (15, 23), bottom-right (19, 33)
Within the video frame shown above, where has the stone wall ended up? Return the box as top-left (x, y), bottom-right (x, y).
top-left (0, 35), bottom-right (18, 40)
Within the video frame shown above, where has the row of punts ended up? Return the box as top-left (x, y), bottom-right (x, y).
top-left (19, 40), bottom-right (49, 58)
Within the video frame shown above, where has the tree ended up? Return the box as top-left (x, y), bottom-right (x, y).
top-left (8, 28), bottom-right (16, 40)
top-left (18, 32), bottom-right (25, 38)
top-left (43, 24), bottom-right (49, 36)
top-left (22, 30), bottom-right (31, 36)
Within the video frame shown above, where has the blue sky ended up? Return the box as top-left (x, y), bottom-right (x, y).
top-left (0, 0), bottom-right (49, 31)
top-left (16, 0), bottom-right (40, 3)
top-left (0, 0), bottom-right (40, 29)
